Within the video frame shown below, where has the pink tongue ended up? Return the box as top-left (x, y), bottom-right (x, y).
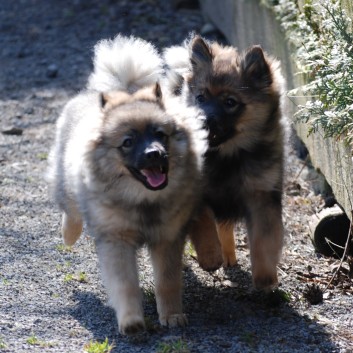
top-left (141, 168), bottom-right (166, 188)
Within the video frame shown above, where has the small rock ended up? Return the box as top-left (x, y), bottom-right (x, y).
top-left (35, 90), bottom-right (55, 99)
top-left (46, 64), bottom-right (58, 78)
top-left (24, 107), bottom-right (34, 115)
top-left (222, 280), bottom-right (238, 288)
top-left (17, 47), bottom-right (31, 58)
top-left (323, 291), bottom-right (332, 300)
top-left (2, 127), bottom-right (23, 136)
top-left (287, 189), bottom-right (300, 196)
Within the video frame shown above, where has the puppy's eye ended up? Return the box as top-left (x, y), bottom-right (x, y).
top-left (122, 137), bottom-right (133, 148)
top-left (155, 130), bottom-right (168, 144)
top-left (224, 98), bottom-right (237, 108)
top-left (196, 94), bottom-right (206, 103)
top-left (155, 130), bottom-right (165, 139)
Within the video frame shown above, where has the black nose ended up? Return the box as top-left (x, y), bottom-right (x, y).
top-left (146, 149), bottom-right (161, 160)
top-left (145, 146), bottom-right (166, 161)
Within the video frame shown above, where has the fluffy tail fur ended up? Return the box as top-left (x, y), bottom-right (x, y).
top-left (163, 43), bottom-right (190, 75)
top-left (87, 34), bottom-right (164, 93)
top-left (162, 38), bottom-right (192, 97)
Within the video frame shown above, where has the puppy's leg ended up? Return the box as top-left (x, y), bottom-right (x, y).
top-left (61, 212), bottom-right (83, 246)
top-left (189, 207), bottom-right (223, 271)
top-left (150, 237), bottom-right (187, 328)
top-left (96, 238), bottom-right (144, 335)
top-left (217, 222), bottom-right (237, 267)
top-left (246, 191), bottom-right (283, 291)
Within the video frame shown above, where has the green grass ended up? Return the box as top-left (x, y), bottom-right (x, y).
top-left (56, 244), bottom-right (73, 253)
top-left (184, 241), bottom-right (196, 258)
top-left (142, 281), bottom-right (155, 303)
top-left (64, 271), bottom-right (88, 283)
top-left (0, 337), bottom-right (7, 349)
top-left (26, 334), bottom-right (54, 348)
top-left (64, 273), bottom-right (74, 282)
top-left (2, 277), bottom-right (10, 286)
top-left (276, 289), bottom-right (291, 303)
top-left (84, 338), bottom-right (114, 353)
top-left (77, 271), bottom-right (88, 283)
top-left (37, 152), bottom-right (48, 160)
top-left (26, 334), bottom-right (40, 345)
top-left (156, 339), bottom-right (190, 353)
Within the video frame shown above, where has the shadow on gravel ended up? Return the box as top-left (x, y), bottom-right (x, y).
top-left (70, 290), bottom-right (164, 352)
top-left (70, 265), bottom-right (338, 352)
top-left (181, 265), bottom-right (338, 352)
top-left (70, 291), bottom-right (119, 340)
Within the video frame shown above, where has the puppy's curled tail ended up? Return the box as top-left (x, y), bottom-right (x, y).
top-left (87, 34), bottom-right (163, 93)
top-left (163, 44), bottom-right (190, 75)
top-left (163, 43), bottom-right (191, 96)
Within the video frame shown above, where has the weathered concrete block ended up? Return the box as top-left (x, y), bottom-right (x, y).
top-left (309, 204), bottom-right (351, 257)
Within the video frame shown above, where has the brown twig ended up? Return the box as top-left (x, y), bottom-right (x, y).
top-left (293, 155), bottom-right (309, 183)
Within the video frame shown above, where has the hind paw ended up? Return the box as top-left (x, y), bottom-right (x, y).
top-left (119, 314), bottom-right (145, 335)
top-left (253, 270), bottom-right (278, 292)
top-left (159, 313), bottom-right (188, 328)
top-left (198, 249), bottom-right (223, 271)
top-left (222, 251), bottom-right (237, 267)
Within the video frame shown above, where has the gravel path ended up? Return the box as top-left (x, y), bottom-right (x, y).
top-left (1, 1), bottom-right (352, 352)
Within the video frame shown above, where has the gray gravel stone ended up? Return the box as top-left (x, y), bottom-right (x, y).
top-left (46, 64), bottom-right (59, 78)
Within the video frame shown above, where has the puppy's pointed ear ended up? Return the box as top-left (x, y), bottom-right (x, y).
top-left (241, 46), bottom-right (272, 88)
top-left (100, 92), bottom-right (109, 108)
top-left (154, 82), bottom-right (162, 100)
top-left (190, 35), bottom-right (213, 69)
top-left (100, 91), bottom-right (131, 110)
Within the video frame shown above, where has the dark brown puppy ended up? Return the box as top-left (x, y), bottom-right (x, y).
top-left (165, 35), bottom-right (287, 290)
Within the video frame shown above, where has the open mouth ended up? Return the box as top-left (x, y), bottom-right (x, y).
top-left (129, 166), bottom-right (168, 190)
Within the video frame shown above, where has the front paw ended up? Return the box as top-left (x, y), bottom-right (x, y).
top-left (119, 314), bottom-right (145, 335)
top-left (159, 313), bottom-right (188, 328)
top-left (252, 270), bottom-right (278, 292)
top-left (198, 249), bottom-right (223, 271)
top-left (222, 250), bottom-right (237, 268)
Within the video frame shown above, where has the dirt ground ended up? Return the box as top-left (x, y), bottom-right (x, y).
top-left (0, 1), bottom-right (352, 352)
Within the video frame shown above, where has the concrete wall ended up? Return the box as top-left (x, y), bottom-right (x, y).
top-left (200, 0), bottom-right (353, 220)
top-left (342, 0), bottom-right (353, 17)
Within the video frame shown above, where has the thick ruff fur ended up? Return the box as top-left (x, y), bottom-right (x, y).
top-left (47, 35), bottom-right (207, 334)
top-left (164, 34), bottom-right (288, 290)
